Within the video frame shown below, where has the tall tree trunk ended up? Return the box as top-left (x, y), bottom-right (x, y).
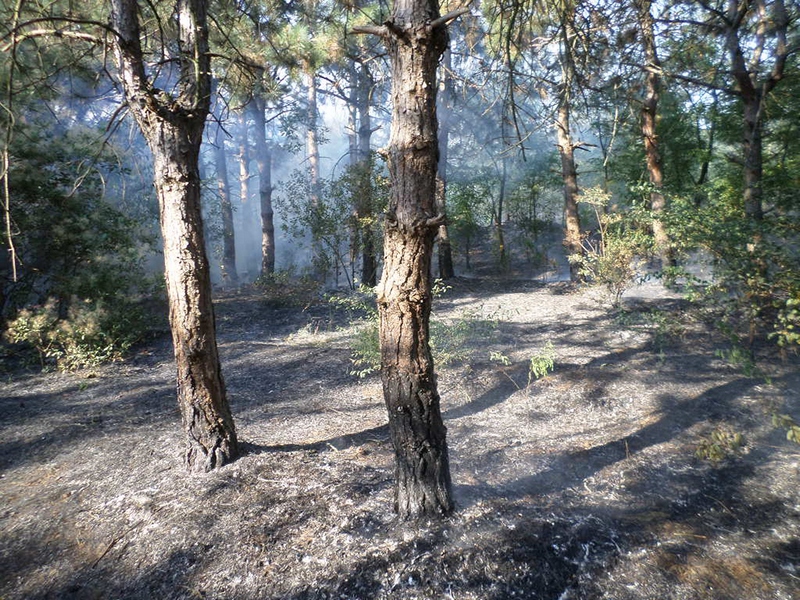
top-left (496, 154), bottom-right (508, 270)
top-left (436, 46), bottom-right (455, 280)
top-left (236, 111), bottom-right (254, 280)
top-left (111, 0), bottom-right (238, 471)
top-left (556, 99), bottom-right (581, 279)
top-left (306, 68), bottom-right (324, 271)
top-left (251, 98), bottom-right (276, 276)
top-left (742, 95), bottom-right (764, 220)
top-left (723, 0), bottom-right (788, 221)
top-left (213, 126), bottom-right (238, 286)
top-left (634, 0), bottom-right (672, 264)
top-left (555, 6), bottom-right (582, 281)
top-left (356, 64), bottom-right (377, 287)
top-left (355, 0), bottom-right (462, 518)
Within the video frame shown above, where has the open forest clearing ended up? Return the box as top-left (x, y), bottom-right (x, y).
top-left (2, 277), bottom-right (798, 600)
top-left (3, 0), bottom-right (800, 597)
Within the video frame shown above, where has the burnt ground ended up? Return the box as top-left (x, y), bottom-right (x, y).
top-left (1, 277), bottom-right (799, 600)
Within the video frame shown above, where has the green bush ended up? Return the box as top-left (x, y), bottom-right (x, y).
top-left (6, 298), bottom-right (148, 370)
top-left (569, 188), bottom-right (651, 307)
top-left (665, 194), bottom-right (800, 352)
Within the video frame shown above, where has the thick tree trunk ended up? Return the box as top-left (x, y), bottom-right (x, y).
top-left (436, 46), bottom-right (455, 280)
top-left (213, 129), bottom-right (238, 286)
top-left (154, 128), bottom-right (238, 470)
top-left (371, 0), bottom-right (455, 518)
top-left (110, 0), bottom-right (238, 471)
top-left (251, 98), bottom-right (276, 276)
top-left (635, 0), bottom-right (672, 264)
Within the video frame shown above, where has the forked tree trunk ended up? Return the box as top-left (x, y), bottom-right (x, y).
top-left (251, 98), bottom-right (276, 276)
top-left (356, 0), bottom-right (461, 518)
top-left (111, 0), bottom-right (238, 471)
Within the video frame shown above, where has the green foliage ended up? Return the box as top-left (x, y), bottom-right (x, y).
top-left (489, 350), bottom-right (512, 366)
top-left (528, 341), bottom-right (556, 384)
top-left (5, 298), bottom-right (148, 370)
top-left (2, 118), bottom-right (156, 369)
top-left (569, 188), bottom-right (651, 307)
top-left (276, 159), bottom-right (388, 287)
top-left (695, 426), bottom-right (746, 462)
top-left (447, 178), bottom-right (493, 268)
top-left (772, 413), bottom-right (800, 445)
top-left (714, 344), bottom-right (765, 381)
top-left (665, 193), bottom-right (800, 352)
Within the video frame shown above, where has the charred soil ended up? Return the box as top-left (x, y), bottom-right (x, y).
top-left (1, 278), bottom-right (798, 599)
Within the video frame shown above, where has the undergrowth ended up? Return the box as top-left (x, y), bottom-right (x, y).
top-left (329, 282), bottom-right (501, 378)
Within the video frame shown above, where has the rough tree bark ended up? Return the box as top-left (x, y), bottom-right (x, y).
top-left (110, 0), bottom-right (238, 471)
top-left (634, 0), bottom-right (671, 265)
top-left (250, 97), bottom-right (275, 276)
top-left (354, 0), bottom-right (467, 518)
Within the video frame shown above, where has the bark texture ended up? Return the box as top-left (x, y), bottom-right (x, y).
top-left (634, 0), bottom-right (671, 265)
top-left (111, 0), bottom-right (238, 471)
top-left (556, 99), bottom-right (581, 278)
top-left (374, 0), bottom-right (455, 518)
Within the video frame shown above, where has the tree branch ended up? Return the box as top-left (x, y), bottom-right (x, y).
top-left (430, 7), bottom-right (471, 30)
top-left (351, 24), bottom-right (389, 37)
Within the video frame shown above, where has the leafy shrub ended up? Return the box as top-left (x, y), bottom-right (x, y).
top-left (569, 188), bottom-right (651, 306)
top-left (275, 159), bottom-right (388, 288)
top-left (772, 413), bottom-right (800, 445)
top-left (2, 119), bottom-right (158, 370)
top-left (528, 341), bottom-right (556, 383)
top-left (695, 426), bottom-right (746, 462)
top-left (6, 298), bottom-right (148, 370)
top-left (665, 194), bottom-right (800, 352)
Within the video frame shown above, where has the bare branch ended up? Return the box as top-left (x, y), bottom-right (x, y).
top-left (430, 7), bottom-right (471, 30)
top-left (351, 24), bottom-right (389, 37)
top-left (1, 28), bottom-right (106, 52)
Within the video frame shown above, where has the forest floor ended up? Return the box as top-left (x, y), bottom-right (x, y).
top-left (1, 273), bottom-right (799, 600)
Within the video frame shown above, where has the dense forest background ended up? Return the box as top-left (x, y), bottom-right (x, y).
top-left (2, 0), bottom-right (798, 369)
